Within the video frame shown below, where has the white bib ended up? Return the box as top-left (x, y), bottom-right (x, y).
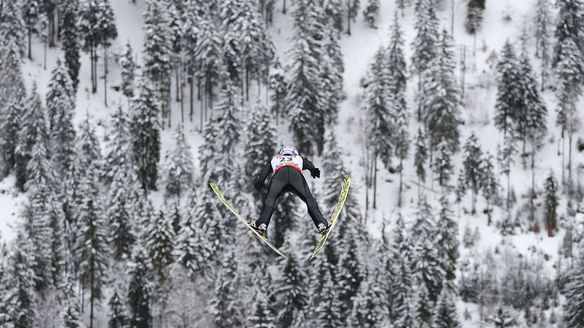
top-left (271, 155), bottom-right (303, 173)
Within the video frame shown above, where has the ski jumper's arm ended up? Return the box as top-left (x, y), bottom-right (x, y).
top-left (302, 157), bottom-right (320, 178)
top-left (256, 160), bottom-right (273, 184)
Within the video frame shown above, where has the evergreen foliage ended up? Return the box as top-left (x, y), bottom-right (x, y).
top-left (163, 124), bottom-right (194, 199)
top-left (273, 255), bottom-right (307, 327)
top-left (61, 0), bottom-right (81, 91)
top-left (543, 172), bottom-right (558, 236)
top-left (128, 249), bottom-right (153, 328)
top-left (120, 42), bottom-right (137, 99)
top-left (465, 0), bottom-right (486, 35)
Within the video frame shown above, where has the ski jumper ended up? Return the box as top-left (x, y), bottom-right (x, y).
top-left (255, 155), bottom-right (328, 229)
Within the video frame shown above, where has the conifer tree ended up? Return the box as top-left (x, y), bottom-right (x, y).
top-left (348, 269), bottom-right (385, 327)
top-left (74, 171), bottom-right (109, 328)
top-left (345, 0), bottom-right (361, 35)
top-left (432, 286), bottom-right (461, 328)
top-left (15, 84), bottom-right (47, 191)
top-left (62, 277), bottom-right (82, 328)
top-left (363, 0), bottom-right (380, 28)
top-left (215, 82), bottom-right (243, 159)
top-left (497, 134), bottom-right (517, 212)
top-left (163, 124), bottom-right (194, 200)
top-left (142, 0), bottom-right (172, 122)
top-left (248, 285), bottom-right (276, 328)
top-left (414, 129), bottom-right (428, 193)
top-left (313, 268), bottom-right (342, 328)
top-left (1, 100), bottom-right (24, 177)
top-left (411, 0), bottom-right (439, 120)
top-left (434, 142), bottom-right (453, 190)
top-left (210, 249), bottom-right (242, 328)
top-left (269, 59), bottom-right (287, 123)
top-left (465, 0), bottom-right (486, 36)
top-left (77, 116), bottom-right (103, 182)
top-left (543, 172), bottom-right (558, 236)
top-left (480, 153), bottom-right (498, 224)
top-left (553, 0), bottom-right (584, 66)
top-left (22, 0), bottom-right (40, 60)
top-left (462, 134), bottom-right (483, 214)
top-left (131, 81), bottom-right (161, 191)
top-left (319, 27), bottom-right (344, 126)
top-left (0, 0), bottom-right (25, 57)
top-left (128, 249), bottom-right (153, 328)
top-left (244, 104), bottom-right (277, 203)
top-left (534, 0), bottom-right (552, 89)
top-left (414, 283), bottom-right (433, 327)
top-left (423, 29), bottom-right (461, 154)
top-left (61, 0), bottom-right (81, 91)
top-left (2, 232), bottom-right (37, 328)
top-left (435, 196), bottom-right (459, 292)
top-left (494, 41), bottom-right (522, 138)
top-left (273, 255), bottom-right (308, 327)
top-left (286, 0), bottom-right (324, 155)
top-left (489, 304), bottom-right (519, 327)
top-left (104, 106), bottom-right (132, 184)
top-left (146, 210), bottom-right (175, 282)
top-left (47, 196), bottom-right (65, 288)
top-left (109, 167), bottom-right (135, 261)
top-left (108, 290), bottom-right (130, 328)
top-left (120, 42), bottom-right (137, 99)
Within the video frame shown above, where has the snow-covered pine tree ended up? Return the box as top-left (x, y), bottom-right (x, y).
top-left (348, 268), bottom-right (386, 327)
top-left (109, 166), bottom-right (135, 261)
top-left (15, 84), bottom-right (47, 191)
top-left (465, 0), bottom-right (486, 38)
top-left (411, 0), bottom-right (439, 120)
top-left (497, 133), bottom-right (517, 212)
top-left (162, 124), bottom-right (194, 200)
top-left (414, 128), bottom-right (429, 195)
top-left (108, 289), bottom-right (129, 328)
top-left (412, 219), bottom-right (444, 303)
top-left (47, 60), bottom-right (77, 178)
top-left (319, 27), bottom-right (344, 127)
top-left (215, 82), bottom-right (243, 160)
top-left (74, 171), bottom-right (109, 328)
top-left (62, 277), bottom-right (82, 328)
top-left (193, 10), bottom-right (222, 127)
top-left (0, 2), bottom-right (26, 109)
top-left (120, 42), bottom-right (137, 99)
top-left (311, 265), bottom-right (342, 328)
top-left (247, 283), bottom-right (276, 328)
top-left (480, 152), bottom-right (498, 225)
top-left (273, 255), bottom-right (308, 327)
top-left (130, 81), bottom-right (161, 191)
top-left (534, 0), bottom-right (552, 89)
top-left (462, 133), bottom-right (483, 214)
top-left (286, 0), bottom-right (325, 155)
top-left (488, 304), bottom-right (519, 327)
top-left (210, 249), bottom-right (243, 328)
top-left (77, 116), bottom-right (103, 182)
top-left (555, 37), bottom-right (583, 188)
top-left (61, 0), bottom-right (81, 91)
top-left (146, 210), bottom-right (175, 282)
top-left (365, 46), bottom-right (393, 207)
top-left (1, 232), bottom-right (37, 327)
top-left (387, 11), bottom-right (407, 97)
top-left (436, 196), bottom-right (459, 292)
top-left (269, 58), bottom-right (287, 123)
top-left (104, 106), bottom-right (131, 184)
top-left (543, 172), bottom-right (558, 236)
top-left (0, 0), bottom-right (25, 57)
top-left (128, 249), bottom-right (153, 328)
top-left (494, 41), bottom-right (522, 138)
top-left (46, 196), bottom-right (65, 288)
top-left (563, 240), bottom-right (584, 328)
top-left (553, 0), bottom-right (584, 66)
top-left (432, 285), bottom-right (461, 328)
top-left (322, 0), bottom-right (344, 31)
top-left (433, 142), bottom-right (453, 190)
top-left (244, 104), bottom-right (277, 203)
top-left (363, 0), bottom-right (380, 28)
top-left (0, 99), bottom-right (24, 177)
top-left (21, 0), bottom-right (40, 60)
top-left (422, 29), bottom-right (462, 154)
top-left (142, 0), bottom-right (172, 124)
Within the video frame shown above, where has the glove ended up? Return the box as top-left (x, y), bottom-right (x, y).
top-left (311, 168), bottom-right (321, 179)
top-left (254, 180), bottom-right (264, 191)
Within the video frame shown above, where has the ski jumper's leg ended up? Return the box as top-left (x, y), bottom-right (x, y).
top-left (256, 171), bottom-right (288, 227)
top-left (289, 169), bottom-right (328, 228)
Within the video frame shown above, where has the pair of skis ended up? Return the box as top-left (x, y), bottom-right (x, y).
top-left (209, 176), bottom-right (351, 261)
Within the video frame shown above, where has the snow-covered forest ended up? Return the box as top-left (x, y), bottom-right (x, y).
top-left (0, 0), bottom-right (583, 327)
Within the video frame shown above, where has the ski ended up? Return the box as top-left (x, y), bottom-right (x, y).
top-left (308, 176), bottom-right (351, 261)
top-left (209, 182), bottom-right (287, 258)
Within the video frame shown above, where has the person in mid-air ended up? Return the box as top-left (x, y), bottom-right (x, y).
top-left (250, 146), bottom-right (330, 236)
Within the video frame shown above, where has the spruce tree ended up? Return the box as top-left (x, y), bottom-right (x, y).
top-left (142, 0), bottom-right (172, 122)
top-left (162, 124), bottom-right (194, 200)
top-left (313, 268), bottom-right (342, 328)
top-left (130, 81), bottom-right (161, 191)
top-left (319, 27), bottom-right (344, 126)
top-left (210, 249), bottom-right (243, 328)
top-left (497, 133), bottom-right (517, 212)
top-left (108, 290), bottom-right (130, 328)
top-left (128, 249), bottom-right (153, 328)
top-left (494, 41), bottom-right (522, 138)
top-left (423, 29), bottom-right (461, 153)
top-left (553, 0), bottom-right (584, 66)
top-left (414, 128), bottom-right (428, 192)
top-left (433, 142), bottom-right (453, 190)
top-left (489, 304), bottom-right (519, 327)
top-left (62, 277), bottom-right (82, 328)
top-left (120, 42), bottom-right (137, 99)
top-left (22, 0), bottom-right (40, 60)
top-left (432, 286), bottom-right (461, 328)
top-left (462, 134), bottom-right (483, 214)
top-left (534, 0), bottom-right (552, 89)
top-left (75, 170), bottom-right (109, 328)
top-left (286, 0), bottom-right (324, 155)
top-left (146, 210), bottom-right (175, 282)
top-left (248, 285), bottom-right (276, 328)
top-left (436, 196), bottom-right (459, 291)
top-left (348, 269), bottom-right (385, 327)
top-left (2, 233), bottom-right (37, 328)
top-left (362, 0), bottom-right (380, 28)
top-left (0, 99), bottom-right (24, 177)
top-left (480, 152), bottom-right (498, 224)
top-left (104, 106), bottom-right (132, 184)
top-left (109, 167), bottom-right (135, 261)
top-left (61, 0), bottom-right (81, 91)
top-left (273, 255), bottom-right (308, 327)
top-left (413, 283), bottom-right (433, 327)
top-left (543, 172), bottom-right (558, 236)
top-left (0, 0), bottom-right (25, 57)
top-left (465, 0), bottom-right (486, 36)
top-left (269, 59), bottom-right (287, 123)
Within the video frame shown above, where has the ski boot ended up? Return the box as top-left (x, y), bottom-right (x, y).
top-left (249, 221), bottom-right (268, 236)
top-left (317, 222), bottom-right (331, 234)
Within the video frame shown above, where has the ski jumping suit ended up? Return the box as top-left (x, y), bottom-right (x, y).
top-left (255, 155), bottom-right (328, 229)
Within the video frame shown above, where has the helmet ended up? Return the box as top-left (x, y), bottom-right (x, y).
top-left (279, 146), bottom-right (299, 156)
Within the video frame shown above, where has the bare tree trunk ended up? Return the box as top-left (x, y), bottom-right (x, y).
top-left (373, 155), bottom-right (377, 209)
top-left (282, 0), bottom-right (286, 14)
top-left (450, 0), bottom-right (455, 35)
top-left (569, 130), bottom-right (574, 188)
top-left (89, 261), bottom-right (94, 328)
top-left (531, 141), bottom-right (536, 222)
top-left (104, 47), bottom-right (108, 107)
top-left (398, 156), bottom-right (404, 207)
top-left (461, 45), bottom-right (466, 100)
top-left (346, 1), bottom-right (352, 35)
top-left (189, 73), bottom-right (194, 122)
top-left (562, 131), bottom-right (566, 187)
top-left (506, 171), bottom-right (511, 212)
top-left (176, 69), bottom-right (180, 101)
top-left (28, 28), bottom-right (32, 60)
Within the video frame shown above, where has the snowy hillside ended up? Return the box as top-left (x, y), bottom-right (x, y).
top-left (0, 0), bottom-right (583, 327)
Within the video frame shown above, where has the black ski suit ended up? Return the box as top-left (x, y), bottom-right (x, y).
top-left (254, 157), bottom-right (328, 229)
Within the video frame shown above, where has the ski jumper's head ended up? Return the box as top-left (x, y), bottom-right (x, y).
top-left (279, 146), bottom-right (299, 157)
